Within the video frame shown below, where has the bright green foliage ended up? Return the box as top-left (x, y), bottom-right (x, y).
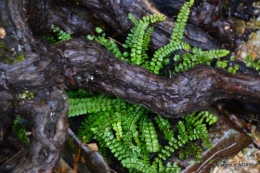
top-left (245, 55), bottom-right (260, 71)
top-left (42, 35), bottom-right (57, 44)
top-left (168, 46), bottom-right (229, 74)
top-left (155, 115), bottom-right (174, 141)
top-left (51, 24), bottom-right (72, 41)
top-left (216, 55), bottom-right (240, 74)
top-left (43, 24), bottom-right (72, 43)
top-left (74, 87), bottom-right (217, 172)
top-left (227, 65), bottom-right (240, 74)
top-left (140, 116), bottom-right (160, 152)
top-left (74, 0), bottom-right (223, 172)
top-left (12, 115), bottom-right (29, 145)
top-left (246, 55), bottom-right (254, 67)
top-left (216, 60), bottom-right (228, 69)
top-left (88, 29), bottom-right (125, 60)
top-left (124, 14), bottom-right (166, 66)
top-left (147, 0), bottom-right (194, 74)
top-left (87, 14), bottom-right (166, 64)
top-left (95, 27), bottom-right (103, 34)
top-left (68, 93), bottom-right (126, 117)
top-left (170, 0), bottom-right (194, 43)
top-left (149, 0), bottom-right (195, 74)
top-left (155, 110), bottom-right (216, 165)
top-left (183, 111), bottom-right (216, 148)
top-left (77, 98), bottom-right (156, 172)
top-left (86, 0), bottom-right (229, 75)
top-left (151, 42), bottom-right (189, 74)
top-left (112, 121), bottom-right (123, 141)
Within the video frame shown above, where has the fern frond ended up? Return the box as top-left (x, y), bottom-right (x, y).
top-left (141, 26), bottom-right (154, 59)
top-left (128, 13), bottom-right (138, 25)
top-left (76, 0), bottom-right (225, 172)
top-left (129, 22), bottom-right (149, 65)
top-left (140, 116), bottom-right (160, 152)
top-left (123, 105), bottom-right (146, 146)
top-left (184, 110), bottom-right (216, 148)
top-left (155, 115), bottom-right (174, 141)
top-left (99, 129), bottom-right (131, 161)
top-left (125, 14), bottom-right (166, 65)
top-left (169, 46), bottom-right (229, 74)
top-left (66, 89), bottom-right (93, 98)
top-left (68, 94), bottom-right (126, 117)
top-left (179, 142), bottom-right (203, 162)
top-left (112, 121), bottom-right (123, 141)
top-left (170, 0), bottom-right (194, 43)
top-left (96, 36), bottom-right (125, 60)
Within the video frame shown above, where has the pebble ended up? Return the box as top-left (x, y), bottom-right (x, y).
top-left (210, 143), bottom-right (260, 173)
top-left (235, 1), bottom-right (260, 62)
top-left (211, 2), bottom-right (260, 172)
top-left (238, 151), bottom-right (244, 158)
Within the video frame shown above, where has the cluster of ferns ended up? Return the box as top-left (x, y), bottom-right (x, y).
top-left (9, 0), bottom-right (258, 171)
top-left (68, 89), bottom-right (217, 173)
top-left (67, 0), bottom-right (222, 172)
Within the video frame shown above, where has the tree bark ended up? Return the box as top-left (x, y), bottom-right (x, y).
top-left (62, 39), bottom-right (260, 118)
top-left (0, 0), bottom-right (259, 172)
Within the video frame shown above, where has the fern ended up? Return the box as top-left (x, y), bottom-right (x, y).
top-left (51, 24), bottom-right (72, 41)
top-left (170, 0), bottom-right (194, 43)
top-left (74, 0), bottom-right (226, 172)
top-left (244, 54), bottom-right (260, 73)
top-left (166, 45), bottom-right (230, 74)
top-left (12, 115), bottom-right (29, 145)
top-left (43, 24), bottom-right (72, 44)
top-left (140, 116), bottom-right (160, 152)
top-left (126, 14), bottom-right (166, 65)
top-left (179, 142), bottom-right (203, 162)
top-left (68, 93), bottom-right (126, 117)
top-left (149, 0), bottom-right (195, 74)
top-left (66, 89), bottom-right (93, 98)
top-left (183, 111), bottom-right (216, 148)
top-left (154, 110), bottom-right (215, 167)
top-left (42, 35), bottom-right (57, 44)
top-left (155, 115), bottom-right (174, 141)
top-left (112, 121), bottom-right (123, 141)
top-left (86, 0), bottom-right (229, 75)
top-left (75, 90), bottom-right (217, 173)
top-left (101, 37), bottom-right (124, 60)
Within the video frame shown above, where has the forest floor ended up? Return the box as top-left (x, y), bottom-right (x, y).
top-left (211, 3), bottom-right (260, 172)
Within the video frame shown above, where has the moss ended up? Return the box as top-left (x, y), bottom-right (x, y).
top-left (0, 21), bottom-right (11, 27)
top-left (12, 122), bottom-right (29, 145)
top-left (12, 115), bottom-right (29, 145)
top-left (0, 53), bottom-right (25, 64)
top-left (13, 54), bottom-right (25, 63)
top-left (18, 90), bottom-right (35, 100)
top-left (0, 41), bottom-right (24, 64)
top-left (0, 41), bottom-right (4, 48)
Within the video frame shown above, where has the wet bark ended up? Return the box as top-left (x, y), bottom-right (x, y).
top-left (61, 40), bottom-right (260, 118)
top-left (0, 0), bottom-right (259, 172)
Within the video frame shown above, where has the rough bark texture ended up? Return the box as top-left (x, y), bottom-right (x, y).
top-left (0, 0), bottom-right (258, 172)
top-left (62, 40), bottom-right (260, 118)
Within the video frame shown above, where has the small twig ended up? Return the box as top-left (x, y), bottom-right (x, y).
top-left (110, 168), bottom-right (118, 173)
top-left (110, 27), bottom-right (131, 38)
top-left (73, 143), bottom-right (82, 173)
top-left (108, 37), bottom-right (123, 46)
